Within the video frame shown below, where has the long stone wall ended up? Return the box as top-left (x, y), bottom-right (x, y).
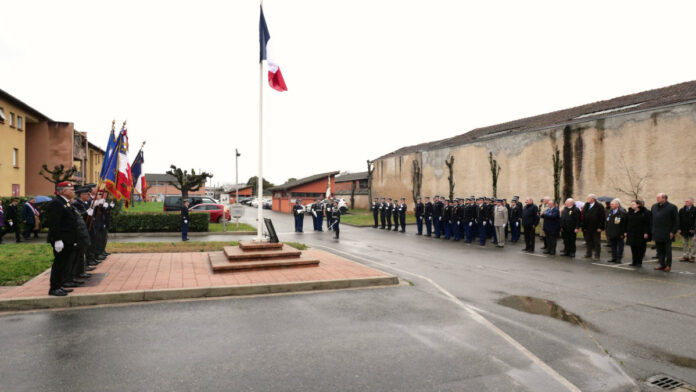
top-left (373, 103), bottom-right (696, 208)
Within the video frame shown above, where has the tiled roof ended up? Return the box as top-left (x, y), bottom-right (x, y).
top-left (377, 80), bottom-right (696, 159)
top-left (335, 171), bottom-right (368, 183)
top-left (268, 171), bottom-right (340, 191)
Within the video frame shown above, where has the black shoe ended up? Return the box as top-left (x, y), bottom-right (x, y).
top-left (542, 251), bottom-right (550, 254)
top-left (569, 254), bottom-right (575, 257)
top-left (78, 273), bottom-right (92, 279)
top-left (560, 253), bottom-right (568, 256)
top-left (49, 289), bottom-right (68, 296)
top-left (85, 266), bottom-right (96, 271)
top-left (62, 281), bottom-right (79, 288)
top-left (182, 238), bottom-right (190, 241)
top-left (60, 287), bottom-right (74, 293)
top-left (87, 261), bottom-right (98, 266)
top-left (97, 256), bottom-right (106, 261)
top-left (548, 252), bottom-right (556, 256)
top-left (608, 259), bottom-right (617, 263)
top-left (425, 234), bottom-right (431, 237)
top-left (380, 228), bottom-right (385, 230)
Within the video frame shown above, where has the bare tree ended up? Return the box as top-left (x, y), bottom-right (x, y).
top-left (166, 165), bottom-right (213, 201)
top-left (445, 156), bottom-right (455, 201)
top-left (611, 156), bottom-right (650, 200)
top-left (552, 147), bottom-right (564, 204)
top-left (366, 160), bottom-right (374, 203)
top-left (488, 152), bottom-right (501, 198)
top-left (411, 159), bottom-right (422, 205)
top-left (39, 164), bottom-right (78, 187)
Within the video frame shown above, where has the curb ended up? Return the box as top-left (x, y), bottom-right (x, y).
top-left (109, 231), bottom-right (256, 238)
top-left (0, 276), bottom-right (399, 312)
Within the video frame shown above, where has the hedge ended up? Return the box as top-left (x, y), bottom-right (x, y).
top-left (110, 212), bottom-right (209, 233)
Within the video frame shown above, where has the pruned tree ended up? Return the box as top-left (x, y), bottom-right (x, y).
top-left (488, 152), bottom-right (501, 198)
top-left (246, 176), bottom-right (274, 196)
top-left (166, 165), bottom-right (213, 201)
top-left (445, 155), bottom-right (455, 201)
top-left (552, 147), bottom-right (564, 204)
top-left (39, 164), bottom-right (78, 187)
top-left (611, 156), bottom-right (650, 200)
top-left (411, 159), bottom-right (422, 205)
top-left (350, 180), bottom-right (356, 210)
top-left (367, 160), bottom-right (374, 203)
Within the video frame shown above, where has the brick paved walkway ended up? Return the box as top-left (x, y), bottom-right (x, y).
top-left (0, 249), bottom-right (392, 299)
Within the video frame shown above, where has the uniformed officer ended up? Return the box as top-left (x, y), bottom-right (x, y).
top-left (46, 182), bottom-right (80, 296)
top-left (392, 198), bottom-right (400, 232)
top-left (398, 197), bottom-right (407, 232)
top-left (415, 197), bottom-right (424, 235)
top-left (326, 197), bottom-right (334, 231)
top-left (371, 197), bottom-right (380, 228)
top-left (503, 199), bottom-right (511, 240)
top-left (432, 196), bottom-right (443, 238)
top-left (475, 197), bottom-right (489, 246)
top-left (379, 197), bottom-right (387, 229)
top-left (485, 197), bottom-right (497, 243)
top-left (442, 199), bottom-right (452, 240)
top-left (181, 199), bottom-right (190, 241)
top-left (312, 199), bottom-right (324, 232)
top-left (509, 196), bottom-right (523, 243)
top-left (329, 200), bottom-right (341, 239)
top-left (454, 198), bottom-right (464, 241)
top-left (293, 199), bottom-right (305, 232)
top-left (385, 198), bottom-right (393, 230)
top-left (424, 196), bottom-right (433, 237)
top-left (464, 197), bottom-right (476, 243)
top-left (70, 186), bottom-right (93, 283)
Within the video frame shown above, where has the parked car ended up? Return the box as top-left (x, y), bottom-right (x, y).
top-left (164, 196), bottom-right (217, 211)
top-left (250, 198), bottom-right (259, 208)
top-left (262, 198), bottom-right (272, 209)
top-left (237, 197), bottom-right (253, 205)
top-left (188, 203), bottom-right (231, 223)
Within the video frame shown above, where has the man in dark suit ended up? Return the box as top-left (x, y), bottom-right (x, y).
top-left (371, 197), bottom-right (380, 229)
top-left (678, 197), bottom-right (696, 262)
top-left (379, 197), bottom-right (387, 229)
top-left (293, 199), bottom-right (305, 232)
top-left (581, 194), bottom-right (606, 261)
top-left (521, 197), bottom-right (540, 252)
top-left (560, 198), bottom-right (580, 257)
top-left (415, 197), bottom-right (424, 235)
top-left (651, 193), bottom-right (679, 272)
top-left (21, 198), bottom-right (39, 240)
top-left (542, 200), bottom-right (561, 255)
top-left (432, 196), bottom-right (443, 238)
top-left (5, 198), bottom-right (22, 243)
top-left (605, 199), bottom-right (628, 263)
top-left (424, 196), bottom-right (433, 237)
top-left (46, 182), bottom-right (79, 296)
top-left (181, 199), bottom-right (190, 241)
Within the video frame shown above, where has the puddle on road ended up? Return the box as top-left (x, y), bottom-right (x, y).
top-left (497, 295), bottom-right (595, 330)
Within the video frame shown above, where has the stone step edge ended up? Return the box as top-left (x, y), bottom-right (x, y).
top-left (0, 276), bottom-right (400, 312)
top-left (223, 246), bottom-right (301, 260)
top-left (210, 255), bottom-right (320, 271)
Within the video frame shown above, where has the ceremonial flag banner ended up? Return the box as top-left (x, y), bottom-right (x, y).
top-left (99, 126), bottom-right (117, 181)
top-left (259, 6), bottom-right (287, 92)
top-left (131, 150), bottom-right (146, 200)
top-left (104, 128), bottom-right (133, 208)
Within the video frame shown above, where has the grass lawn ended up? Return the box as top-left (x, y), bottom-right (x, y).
top-left (0, 240), bottom-right (308, 286)
top-left (209, 222), bottom-right (256, 232)
top-left (124, 201), bottom-right (165, 213)
top-left (341, 208), bottom-right (417, 227)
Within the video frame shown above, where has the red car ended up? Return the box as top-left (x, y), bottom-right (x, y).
top-left (189, 203), bottom-right (231, 223)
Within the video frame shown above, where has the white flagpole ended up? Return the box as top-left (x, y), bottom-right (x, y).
top-left (257, 2), bottom-right (264, 241)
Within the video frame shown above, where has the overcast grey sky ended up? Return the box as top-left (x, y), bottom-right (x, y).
top-left (1, 0), bottom-right (694, 186)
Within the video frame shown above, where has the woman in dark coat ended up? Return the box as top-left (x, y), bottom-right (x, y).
top-left (625, 200), bottom-right (651, 267)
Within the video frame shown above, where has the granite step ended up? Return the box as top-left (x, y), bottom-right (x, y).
top-left (224, 245), bottom-right (301, 261)
top-left (209, 252), bottom-right (320, 271)
top-left (238, 241), bottom-right (284, 251)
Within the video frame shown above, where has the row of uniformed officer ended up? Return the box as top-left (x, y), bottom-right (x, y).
top-left (372, 197), bottom-right (407, 232)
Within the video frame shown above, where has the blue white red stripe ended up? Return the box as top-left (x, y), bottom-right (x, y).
top-left (259, 6), bottom-right (287, 92)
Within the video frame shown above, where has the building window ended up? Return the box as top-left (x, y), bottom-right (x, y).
top-left (9, 112), bottom-right (15, 127)
top-left (0, 107), bottom-right (6, 123)
top-left (13, 148), bottom-right (19, 167)
top-left (17, 115), bottom-right (23, 130)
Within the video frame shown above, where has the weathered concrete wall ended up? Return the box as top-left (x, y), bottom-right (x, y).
top-left (373, 103), bottom-right (696, 209)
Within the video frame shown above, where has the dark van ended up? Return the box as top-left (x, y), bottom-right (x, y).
top-left (163, 196), bottom-right (217, 211)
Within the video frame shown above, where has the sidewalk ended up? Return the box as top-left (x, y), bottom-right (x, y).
top-left (0, 249), bottom-right (398, 312)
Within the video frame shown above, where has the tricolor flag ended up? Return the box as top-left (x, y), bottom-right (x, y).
top-left (104, 127), bottom-right (133, 208)
top-left (131, 150), bottom-right (147, 201)
top-left (260, 6), bottom-right (287, 92)
top-left (99, 125), bottom-right (117, 181)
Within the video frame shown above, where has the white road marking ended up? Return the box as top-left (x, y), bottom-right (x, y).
top-left (314, 244), bottom-right (584, 392)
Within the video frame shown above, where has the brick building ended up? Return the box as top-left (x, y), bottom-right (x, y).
top-left (268, 171), bottom-right (338, 213)
top-left (334, 171), bottom-right (369, 209)
top-left (145, 173), bottom-right (206, 201)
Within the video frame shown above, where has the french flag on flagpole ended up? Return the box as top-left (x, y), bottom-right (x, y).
top-left (260, 6), bottom-right (287, 92)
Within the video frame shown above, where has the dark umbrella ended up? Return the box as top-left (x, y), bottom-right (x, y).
top-left (597, 196), bottom-right (613, 203)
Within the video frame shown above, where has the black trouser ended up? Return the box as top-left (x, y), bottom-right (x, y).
top-left (400, 215), bottom-right (406, 232)
top-left (562, 231), bottom-right (576, 255)
top-left (386, 214), bottom-right (392, 230)
top-left (609, 238), bottom-right (624, 261)
top-left (72, 246), bottom-right (87, 277)
top-left (630, 240), bottom-right (646, 266)
top-left (22, 221), bottom-right (34, 239)
top-left (50, 243), bottom-right (75, 291)
top-left (584, 230), bottom-right (601, 257)
top-left (545, 231), bottom-right (558, 254)
top-left (373, 211), bottom-right (379, 227)
top-left (655, 241), bottom-right (672, 267)
top-left (523, 225), bottom-right (535, 251)
top-left (380, 213), bottom-right (386, 229)
top-left (334, 223), bottom-right (339, 239)
top-left (392, 213), bottom-right (399, 230)
top-left (99, 228), bottom-right (109, 254)
top-left (5, 224), bottom-right (21, 242)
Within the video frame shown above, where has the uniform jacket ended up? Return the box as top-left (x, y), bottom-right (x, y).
top-left (485, 203), bottom-right (494, 223)
top-left (330, 206), bottom-right (341, 222)
top-left (371, 202), bottom-right (379, 213)
top-left (397, 203), bottom-right (407, 217)
top-left (455, 204), bottom-right (464, 223)
top-left (424, 201), bottom-right (433, 217)
top-left (464, 204), bottom-right (475, 223)
top-left (509, 203), bottom-right (522, 224)
top-left (542, 207), bottom-right (560, 234)
top-left (678, 205), bottom-right (696, 234)
top-left (475, 203), bottom-right (489, 224)
top-left (521, 204), bottom-right (540, 227)
top-left (443, 204), bottom-right (452, 222)
top-left (560, 205), bottom-right (581, 232)
top-left (72, 199), bottom-right (91, 248)
top-left (625, 207), bottom-right (651, 244)
top-left (651, 201), bottom-right (679, 243)
top-left (493, 205), bottom-right (509, 227)
top-left (6, 204), bottom-right (19, 225)
top-left (605, 208), bottom-right (627, 240)
top-left (379, 202), bottom-right (386, 216)
top-left (433, 201), bottom-right (443, 217)
top-left (181, 206), bottom-right (190, 222)
top-left (293, 204), bottom-right (304, 216)
top-left (415, 202), bottom-right (424, 217)
top-left (46, 196), bottom-right (79, 245)
top-left (581, 202), bottom-right (606, 231)
top-left (392, 204), bottom-right (399, 218)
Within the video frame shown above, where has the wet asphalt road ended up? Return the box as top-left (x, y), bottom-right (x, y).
top-left (1, 206), bottom-right (695, 391)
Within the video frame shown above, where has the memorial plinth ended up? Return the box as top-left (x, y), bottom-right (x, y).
top-left (209, 242), bottom-right (320, 272)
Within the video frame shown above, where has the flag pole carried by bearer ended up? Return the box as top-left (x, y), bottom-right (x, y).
top-left (258, 1), bottom-right (288, 240)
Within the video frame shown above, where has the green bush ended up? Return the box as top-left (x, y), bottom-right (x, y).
top-left (110, 212), bottom-right (209, 233)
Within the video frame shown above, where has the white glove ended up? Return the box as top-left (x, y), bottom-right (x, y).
top-left (184, 220), bottom-right (188, 224)
top-left (483, 221), bottom-right (487, 226)
top-left (110, 202), bottom-right (115, 208)
top-left (54, 240), bottom-right (64, 253)
top-left (516, 222), bottom-right (519, 227)
top-left (8, 221), bottom-right (13, 227)
top-left (87, 208), bottom-right (94, 216)
top-left (503, 224), bottom-right (506, 228)
top-left (469, 222), bottom-right (473, 227)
